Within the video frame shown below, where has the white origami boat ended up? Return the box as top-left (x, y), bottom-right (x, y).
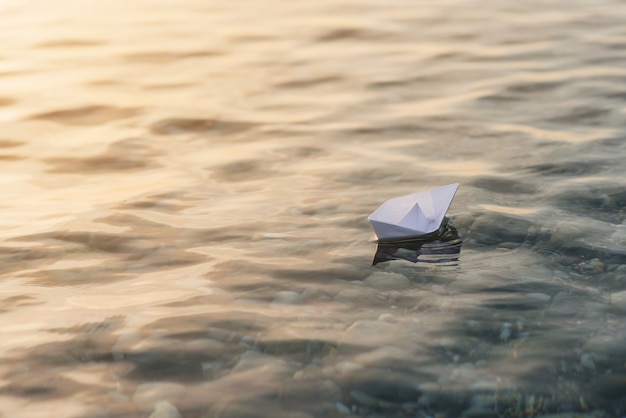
top-left (368, 183), bottom-right (459, 241)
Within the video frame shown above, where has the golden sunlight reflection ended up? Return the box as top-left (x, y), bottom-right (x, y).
top-left (493, 123), bottom-right (614, 144)
top-left (421, 160), bottom-right (495, 177)
top-left (479, 204), bottom-right (540, 216)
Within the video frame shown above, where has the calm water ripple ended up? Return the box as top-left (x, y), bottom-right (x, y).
top-left (1, 0), bottom-right (626, 417)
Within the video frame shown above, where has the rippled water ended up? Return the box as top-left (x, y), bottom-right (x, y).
top-left (1, 0), bottom-right (626, 417)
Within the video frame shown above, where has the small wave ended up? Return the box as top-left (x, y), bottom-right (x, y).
top-left (29, 105), bottom-right (139, 126)
top-left (34, 39), bottom-right (106, 48)
top-left (122, 50), bottom-right (220, 63)
top-left (150, 118), bottom-right (253, 136)
top-left (0, 97), bottom-right (16, 107)
top-left (44, 137), bottom-right (162, 174)
top-left (0, 139), bottom-right (24, 148)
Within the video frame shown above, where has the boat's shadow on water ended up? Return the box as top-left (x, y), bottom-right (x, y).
top-left (372, 219), bottom-right (462, 266)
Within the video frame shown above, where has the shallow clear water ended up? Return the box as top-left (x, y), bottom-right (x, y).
top-left (1, 0), bottom-right (626, 417)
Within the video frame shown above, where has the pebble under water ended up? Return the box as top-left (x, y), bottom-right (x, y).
top-left (0, 0), bottom-right (626, 417)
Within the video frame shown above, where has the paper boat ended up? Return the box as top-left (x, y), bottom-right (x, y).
top-left (368, 183), bottom-right (459, 241)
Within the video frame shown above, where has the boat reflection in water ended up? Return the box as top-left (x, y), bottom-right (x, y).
top-left (372, 218), bottom-right (462, 266)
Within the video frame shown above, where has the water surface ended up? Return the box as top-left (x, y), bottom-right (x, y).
top-left (1, 0), bottom-right (626, 417)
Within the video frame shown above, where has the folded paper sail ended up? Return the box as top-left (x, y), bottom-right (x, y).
top-left (368, 183), bottom-right (459, 241)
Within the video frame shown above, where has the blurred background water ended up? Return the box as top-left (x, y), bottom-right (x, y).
top-left (1, 0), bottom-right (625, 417)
